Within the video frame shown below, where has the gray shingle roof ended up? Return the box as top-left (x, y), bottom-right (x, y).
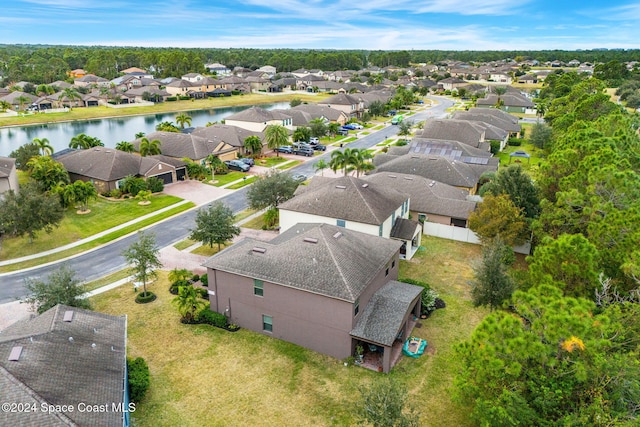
top-left (57, 147), bottom-right (168, 181)
top-left (279, 176), bottom-right (408, 226)
top-left (0, 157), bottom-right (16, 179)
top-left (363, 173), bottom-right (477, 219)
top-left (318, 93), bottom-right (361, 107)
top-left (225, 106), bottom-right (290, 123)
top-left (419, 119), bottom-right (487, 149)
top-left (191, 124), bottom-right (263, 149)
top-left (371, 153), bottom-right (496, 189)
top-left (407, 138), bottom-right (496, 160)
top-left (350, 280), bottom-right (422, 346)
top-left (452, 110), bottom-right (521, 133)
top-left (467, 107), bottom-right (519, 124)
top-left (390, 218), bottom-right (420, 240)
top-left (0, 305), bottom-right (127, 427)
top-left (134, 131), bottom-right (235, 160)
top-left (203, 223), bottom-right (401, 302)
top-left (476, 93), bottom-right (534, 108)
top-left (291, 104), bottom-right (346, 121)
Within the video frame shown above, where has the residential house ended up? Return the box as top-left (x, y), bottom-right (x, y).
top-left (181, 73), bottom-right (205, 83)
top-left (362, 172), bottom-right (477, 228)
top-left (165, 79), bottom-right (194, 97)
top-left (203, 222), bottom-right (422, 373)
top-left (73, 74), bottom-right (110, 88)
top-left (418, 119), bottom-right (489, 151)
top-left (256, 65), bottom-right (277, 77)
top-left (66, 68), bottom-right (87, 78)
top-left (205, 63), bottom-right (231, 76)
top-left (452, 110), bottom-right (521, 138)
top-left (0, 304), bottom-right (129, 427)
top-left (489, 73), bottom-right (512, 84)
top-left (224, 106), bottom-right (293, 132)
top-left (371, 153), bottom-right (497, 195)
top-left (244, 76), bottom-right (271, 92)
top-left (134, 131), bottom-right (239, 163)
top-left (0, 91), bottom-right (38, 110)
top-left (190, 124), bottom-right (264, 157)
top-left (476, 93), bottom-right (535, 113)
top-left (278, 176), bottom-right (422, 260)
top-left (438, 77), bottom-right (467, 91)
top-left (516, 74), bottom-right (539, 84)
top-left (56, 147), bottom-right (186, 192)
top-left (291, 104), bottom-right (349, 125)
top-left (231, 67), bottom-right (252, 77)
top-left (121, 66), bottom-right (153, 77)
top-left (318, 93), bottom-right (365, 118)
top-left (218, 76), bottom-right (250, 93)
top-left (0, 157), bottom-right (18, 196)
top-left (397, 138), bottom-right (497, 165)
top-left (124, 87), bottom-right (171, 103)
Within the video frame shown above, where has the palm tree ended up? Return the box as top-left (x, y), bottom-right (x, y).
top-left (328, 122), bottom-right (340, 137)
top-left (175, 113), bottom-right (193, 129)
top-left (32, 137), bottom-right (53, 156)
top-left (494, 86), bottom-right (507, 108)
top-left (69, 133), bottom-right (103, 149)
top-left (172, 285), bottom-right (207, 323)
top-left (139, 137), bottom-right (162, 157)
top-left (0, 100), bottom-right (11, 112)
top-left (59, 87), bottom-right (82, 109)
top-left (168, 268), bottom-right (192, 284)
top-left (265, 124), bottom-right (289, 157)
top-left (155, 121), bottom-right (180, 132)
top-left (243, 135), bottom-right (263, 157)
top-left (16, 95), bottom-right (30, 111)
top-left (63, 180), bottom-right (97, 212)
top-left (314, 159), bottom-right (329, 176)
top-left (329, 148), bottom-right (357, 176)
top-left (115, 141), bottom-right (135, 153)
top-left (135, 132), bottom-right (146, 138)
top-left (351, 149), bottom-right (375, 177)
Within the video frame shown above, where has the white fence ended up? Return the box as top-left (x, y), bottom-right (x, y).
top-left (422, 222), bottom-right (531, 255)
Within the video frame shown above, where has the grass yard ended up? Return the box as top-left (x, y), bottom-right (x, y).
top-left (173, 239), bottom-right (198, 251)
top-left (90, 236), bottom-right (485, 426)
top-left (239, 212), bottom-right (267, 230)
top-left (256, 156), bottom-right (289, 168)
top-left (227, 176), bottom-right (257, 189)
top-left (209, 171), bottom-right (247, 186)
top-left (0, 195), bottom-right (184, 261)
top-left (276, 160), bottom-right (301, 169)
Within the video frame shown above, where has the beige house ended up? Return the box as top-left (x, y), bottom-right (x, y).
top-left (318, 93), bottom-right (365, 118)
top-left (224, 106), bottom-right (293, 132)
top-left (0, 157), bottom-right (18, 196)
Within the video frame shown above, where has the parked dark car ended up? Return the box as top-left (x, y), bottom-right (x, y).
top-left (224, 159), bottom-right (250, 172)
top-left (313, 144), bottom-right (326, 151)
top-left (337, 128), bottom-right (349, 136)
top-left (293, 147), bottom-right (314, 157)
top-left (239, 157), bottom-right (254, 166)
top-left (276, 145), bottom-right (293, 154)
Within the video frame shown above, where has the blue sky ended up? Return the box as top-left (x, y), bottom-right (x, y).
top-left (2, 0), bottom-right (639, 50)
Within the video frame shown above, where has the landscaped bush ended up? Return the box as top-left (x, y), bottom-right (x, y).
top-left (197, 308), bottom-right (228, 328)
top-left (191, 274), bottom-right (200, 283)
top-left (166, 96), bottom-right (177, 101)
top-left (122, 176), bottom-right (147, 196)
top-left (146, 176), bottom-right (164, 193)
top-left (508, 137), bottom-right (524, 146)
top-left (398, 278), bottom-right (442, 316)
top-left (489, 140), bottom-right (501, 155)
top-left (169, 279), bottom-right (190, 295)
top-left (127, 357), bottom-right (150, 403)
top-left (135, 291), bottom-right (156, 304)
top-left (196, 287), bottom-right (209, 300)
top-left (179, 96), bottom-right (190, 101)
top-left (200, 273), bottom-right (208, 287)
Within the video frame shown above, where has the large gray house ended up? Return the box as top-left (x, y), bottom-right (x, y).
top-left (203, 223), bottom-right (422, 373)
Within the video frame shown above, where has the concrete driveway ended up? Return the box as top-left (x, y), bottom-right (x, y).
top-left (162, 180), bottom-right (232, 206)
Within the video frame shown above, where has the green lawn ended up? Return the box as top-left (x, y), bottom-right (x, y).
top-left (91, 236), bottom-right (484, 426)
top-left (0, 195), bottom-right (183, 260)
top-left (276, 160), bottom-right (301, 169)
top-left (496, 141), bottom-right (544, 179)
top-left (227, 176), bottom-right (257, 189)
top-left (256, 156), bottom-right (289, 168)
top-left (209, 171), bottom-right (247, 186)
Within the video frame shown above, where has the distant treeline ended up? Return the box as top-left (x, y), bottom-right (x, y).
top-left (1, 44), bottom-right (640, 83)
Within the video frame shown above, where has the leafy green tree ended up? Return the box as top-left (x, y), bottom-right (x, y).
top-left (69, 133), bottom-right (103, 149)
top-left (292, 127), bottom-right (311, 143)
top-left (175, 113), bottom-right (192, 129)
top-left (32, 137), bottom-right (53, 156)
top-left (115, 141), bottom-right (135, 153)
top-left (328, 122), bottom-right (340, 137)
top-left (329, 148), bottom-right (357, 176)
top-left (168, 268), bottom-right (192, 284)
top-left (471, 239), bottom-right (515, 310)
top-left (265, 124), bottom-right (289, 157)
top-left (0, 183), bottom-right (63, 244)
top-left (529, 122), bottom-right (552, 150)
top-left (22, 264), bottom-right (91, 314)
top-left (243, 135), bottom-right (263, 157)
top-left (468, 194), bottom-right (528, 246)
top-left (10, 143), bottom-right (40, 170)
top-left (122, 231), bottom-right (163, 298)
top-left (26, 155), bottom-right (69, 191)
top-left (314, 159), bottom-right (329, 176)
top-left (397, 120), bottom-right (412, 138)
top-left (480, 164), bottom-right (540, 219)
top-left (309, 118), bottom-right (327, 138)
top-left (62, 180), bottom-right (98, 212)
top-left (456, 284), bottom-right (640, 426)
top-left (121, 175), bottom-right (147, 196)
top-left (246, 169), bottom-right (298, 210)
top-left (189, 202), bottom-right (240, 251)
top-left (358, 377), bottom-right (419, 427)
top-left (155, 121), bottom-right (180, 132)
top-left (172, 285), bottom-right (207, 323)
top-left (0, 100), bottom-right (11, 112)
top-left (139, 137), bottom-right (162, 156)
top-left (205, 154), bottom-right (226, 176)
top-left (183, 159), bottom-right (207, 180)
top-left (289, 97), bottom-right (302, 107)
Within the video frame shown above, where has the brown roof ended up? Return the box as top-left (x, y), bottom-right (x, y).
top-left (191, 124), bottom-right (263, 149)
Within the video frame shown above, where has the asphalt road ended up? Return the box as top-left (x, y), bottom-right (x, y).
top-left (0, 96), bottom-right (454, 303)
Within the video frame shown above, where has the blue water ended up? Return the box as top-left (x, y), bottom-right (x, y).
top-left (0, 102), bottom-right (290, 157)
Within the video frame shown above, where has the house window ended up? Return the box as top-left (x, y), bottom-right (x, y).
top-left (262, 315), bottom-right (273, 332)
top-left (379, 224), bottom-right (383, 236)
top-left (385, 263), bottom-right (390, 276)
top-left (354, 298), bottom-right (360, 316)
top-left (392, 259), bottom-right (396, 269)
top-left (337, 219), bottom-right (346, 228)
top-left (254, 279), bottom-right (263, 297)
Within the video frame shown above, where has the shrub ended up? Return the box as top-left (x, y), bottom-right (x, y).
top-left (197, 308), bottom-right (228, 328)
top-left (169, 279), bottom-right (190, 295)
top-left (166, 96), bottom-right (177, 101)
top-left (191, 274), bottom-right (200, 283)
top-left (398, 278), bottom-right (441, 316)
top-left (489, 140), bottom-right (501, 155)
top-left (196, 287), bottom-right (209, 300)
top-left (508, 137), bottom-right (524, 146)
top-left (146, 176), bottom-right (164, 193)
top-left (179, 96), bottom-right (190, 101)
top-left (127, 357), bottom-right (150, 403)
top-left (200, 273), bottom-right (208, 287)
top-left (135, 291), bottom-right (156, 304)
top-left (109, 188), bottom-right (122, 198)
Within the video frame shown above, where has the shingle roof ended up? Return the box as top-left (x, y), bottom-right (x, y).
top-left (371, 153), bottom-right (496, 189)
top-left (203, 223), bottom-right (401, 302)
top-left (318, 93), bottom-right (361, 106)
top-left (452, 110), bottom-right (521, 133)
top-left (407, 138), bottom-right (495, 160)
top-left (363, 173), bottom-right (477, 219)
top-left (0, 157), bottom-right (16, 179)
top-left (476, 93), bottom-right (534, 108)
top-left (291, 104), bottom-right (346, 121)
top-left (390, 218), bottom-right (420, 240)
top-left (191, 124), bottom-right (263, 148)
top-left (134, 131), bottom-right (227, 160)
top-left (225, 106), bottom-right (291, 123)
top-left (279, 176), bottom-right (407, 226)
top-left (419, 119), bottom-right (487, 149)
top-left (57, 147), bottom-right (166, 181)
top-left (467, 107), bottom-right (519, 124)
top-left (271, 109), bottom-right (312, 127)
top-left (0, 305), bottom-right (127, 427)
top-left (350, 280), bottom-right (422, 346)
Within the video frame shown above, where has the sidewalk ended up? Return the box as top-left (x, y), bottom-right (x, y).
top-left (0, 199), bottom-right (192, 267)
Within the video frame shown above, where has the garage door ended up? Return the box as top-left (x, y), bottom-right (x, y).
top-left (176, 168), bottom-right (187, 181)
top-left (152, 172), bottom-right (173, 185)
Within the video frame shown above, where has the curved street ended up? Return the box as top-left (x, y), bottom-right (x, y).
top-left (0, 96), bottom-right (454, 304)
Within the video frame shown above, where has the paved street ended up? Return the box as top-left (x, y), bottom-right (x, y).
top-left (0, 96), bottom-right (453, 304)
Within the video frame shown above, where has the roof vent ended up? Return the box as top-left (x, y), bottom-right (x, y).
top-left (403, 177), bottom-right (413, 181)
top-left (411, 155), bottom-right (420, 159)
top-left (252, 247), bottom-right (266, 254)
top-left (63, 310), bottom-right (74, 322)
top-left (388, 175), bottom-right (397, 178)
top-left (429, 181), bottom-right (436, 187)
top-left (333, 232), bottom-right (343, 239)
top-left (8, 346), bottom-right (23, 361)
top-left (68, 337), bottom-right (74, 343)
top-left (335, 185), bottom-right (347, 189)
top-left (303, 237), bottom-right (318, 244)
top-left (91, 343), bottom-right (96, 349)
top-left (362, 183), bottom-right (369, 188)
